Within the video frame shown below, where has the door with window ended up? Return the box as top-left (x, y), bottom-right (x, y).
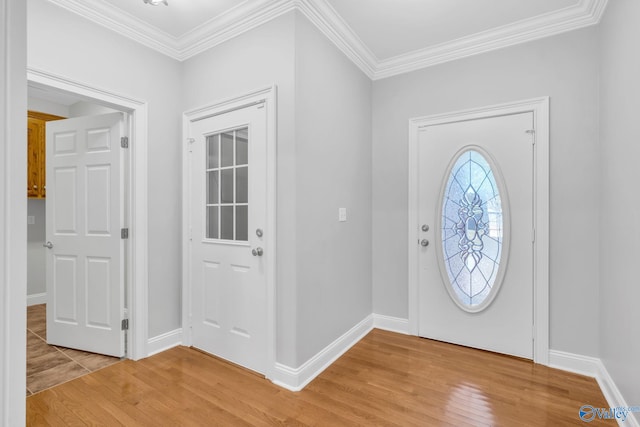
top-left (188, 104), bottom-right (267, 374)
top-left (418, 113), bottom-right (534, 359)
top-left (45, 112), bottom-right (126, 357)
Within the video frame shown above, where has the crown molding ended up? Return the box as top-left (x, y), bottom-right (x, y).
top-left (45, 0), bottom-right (298, 61)
top-left (176, 0), bottom-right (296, 61)
top-left (44, 0), bottom-right (608, 79)
top-left (372, 0), bottom-right (609, 80)
top-left (295, 0), bottom-right (376, 79)
top-left (46, 0), bottom-right (181, 58)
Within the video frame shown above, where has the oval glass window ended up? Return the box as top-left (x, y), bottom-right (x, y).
top-left (437, 147), bottom-right (509, 312)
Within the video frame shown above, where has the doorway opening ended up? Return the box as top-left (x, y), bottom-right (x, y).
top-left (26, 69), bottom-right (149, 375)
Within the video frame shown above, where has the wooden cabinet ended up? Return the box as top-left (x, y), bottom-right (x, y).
top-left (27, 111), bottom-right (65, 198)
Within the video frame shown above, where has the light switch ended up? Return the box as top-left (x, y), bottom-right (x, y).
top-left (27, 216), bottom-right (35, 225)
top-left (338, 208), bottom-right (347, 222)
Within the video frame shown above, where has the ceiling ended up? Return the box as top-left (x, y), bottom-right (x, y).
top-left (45, 0), bottom-right (608, 79)
top-left (28, 83), bottom-right (83, 106)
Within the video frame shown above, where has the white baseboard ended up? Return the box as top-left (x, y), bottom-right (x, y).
top-left (549, 350), bottom-right (639, 427)
top-left (146, 328), bottom-right (182, 357)
top-left (595, 360), bottom-right (640, 427)
top-left (549, 349), bottom-right (601, 377)
top-left (271, 315), bottom-right (374, 391)
top-left (27, 292), bottom-right (46, 306)
top-left (372, 314), bottom-right (409, 334)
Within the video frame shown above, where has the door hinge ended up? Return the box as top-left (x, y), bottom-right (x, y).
top-left (121, 228), bottom-right (129, 239)
top-left (121, 136), bottom-right (129, 148)
top-left (121, 318), bottom-right (129, 330)
top-left (526, 129), bottom-right (535, 145)
top-left (532, 228), bottom-right (536, 243)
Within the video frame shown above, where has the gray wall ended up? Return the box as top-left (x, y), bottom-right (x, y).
top-left (182, 12), bottom-right (373, 367)
top-left (1, 0), bottom-right (28, 422)
top-left (28, 0), bottom-right (183, 338)
top-left (599, 0), bottom-right (640, 419)
top-left (293, 13), bottom-right (372, 365)
top-left (182, 13), bottom-right (299, 366)
top-left (372, 27), bottom-right (601, 357)
top-left (26, 199), bottom-right (45, 297)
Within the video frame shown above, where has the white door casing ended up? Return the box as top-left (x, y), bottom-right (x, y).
top-left (46, 112), bottom-right (126, 357)
top-left (183, 87), bottom-right (277, 377)
top-left (418, 113), bottom-right (533, 359)
top-left (408, 98), bottom-right (550, 364)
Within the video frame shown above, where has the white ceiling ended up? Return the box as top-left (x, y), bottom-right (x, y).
top-left (44, 0), bottom-right (609, 79)
top-left (28, 82), bottom-right (85, 106)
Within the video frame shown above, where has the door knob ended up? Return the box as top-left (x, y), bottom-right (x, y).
top-left (43, 241), bottom-right (53, 249)
top-left (252, 247), bottom-right (264, 257)
top-left (421, 224), bottom-right (429, 232)
top-left (420, 239), bottom-right (429, 247)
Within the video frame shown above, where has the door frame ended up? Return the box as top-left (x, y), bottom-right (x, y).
top-left (27, 67), bottom-right (149, 361)
top-left (407, 97), bottom-right (550, 364)
top-left (182, 85), bottom-right (277, 379)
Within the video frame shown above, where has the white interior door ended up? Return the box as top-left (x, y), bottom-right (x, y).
top-left (45, 112), bottom-right (126, 357)
top-left (418, 113), bottom-right (534, 359)
top-left (189, 104), bottom-right (267, 374)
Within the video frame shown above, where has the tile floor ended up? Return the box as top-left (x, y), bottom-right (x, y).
top-left (26, 304), bottom-right (121, 396)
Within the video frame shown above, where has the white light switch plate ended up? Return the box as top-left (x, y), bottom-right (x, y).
top-left (338, 208), bottom-right (347, 222)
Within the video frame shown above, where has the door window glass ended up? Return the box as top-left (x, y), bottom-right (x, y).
top-left (205, 127), bottom-right (249, 241)
top-left (440, 149), bottom-right (506, 310)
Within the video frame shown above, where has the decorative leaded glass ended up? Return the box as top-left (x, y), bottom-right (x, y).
top-left (440, 149), bottom-right (506, 310)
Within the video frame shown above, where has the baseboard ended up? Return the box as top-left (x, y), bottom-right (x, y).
top-left (595, 360), bottom-right (640, 427)
top-left (549, 349), bottom-right (601, 377)
top-left (271, 314), bottom-right (374, 391)
top-left (146, 328), bottom-right (182, 357)
top-left (549, 350), bottom-right (639, 427)
top-left (372, 314), bottom-right (409, 334)
top-left (27, 292), bottom-right (46, 306)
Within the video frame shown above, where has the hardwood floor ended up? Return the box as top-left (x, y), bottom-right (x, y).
top-left (27, 329), bottom-right (612, 426)
top-left (26, 304), bottom-right (122, 395)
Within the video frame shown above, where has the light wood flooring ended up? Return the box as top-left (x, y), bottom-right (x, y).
top-left (26, 304), bottom-right (121, 396)
top-left (26, 329), bottom-right (612, 426)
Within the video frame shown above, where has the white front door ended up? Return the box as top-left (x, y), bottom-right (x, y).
top-left (418, 113), bottom-right (534, 359)
top-left (189, 104), bottom-right (267, 374)
top-left (45, 112), bottom-right (126, 358)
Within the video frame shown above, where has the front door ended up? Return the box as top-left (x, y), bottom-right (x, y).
top-left (45, 112), bottom-right (126, 357)
top-left (418, 113), bottom-right (534, 359)
top-left (189, 104), bottom-right (267, 374)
